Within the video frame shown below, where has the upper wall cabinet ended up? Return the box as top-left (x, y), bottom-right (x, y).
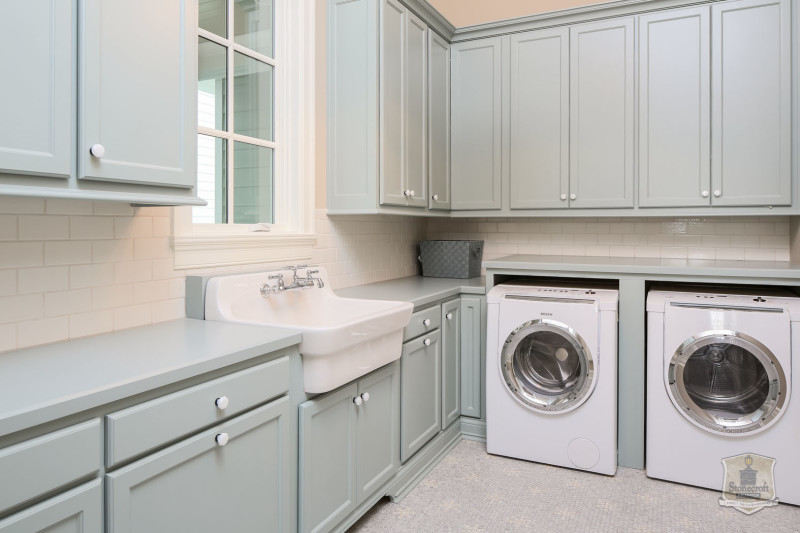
top-left (0, 0), bottom-right (202, 205)
top-left (428, 31), bottom-right (451, 211)
top-left (639, 7), bottom-right (710, 207)
top-left (450, 37), bottom-right (503, 210)
top-left (80, 0), bottom-right (197, 189)
top-left (710, 0), bottom-right (791, 207)
top-left (508, 28), bottom-right (569, 210)
top-left (328, 0), bottom-right (443, 214)
top-left (569, 18), bottom-right (635, 209)
top-left (0, 0), bottom-right (72, 179)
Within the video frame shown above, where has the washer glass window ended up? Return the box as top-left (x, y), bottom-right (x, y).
top-left (668, 330), bottom-right (787, 434)
top-left (501, 319), bottom-right (595, 412)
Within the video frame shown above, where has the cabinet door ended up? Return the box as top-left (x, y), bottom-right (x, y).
top-left (107, 397), bottom-right (292, 533)
top-left (639, 7), bottom-right (710, 207)
top-left (400, 330), bottom-right (441, 462)
top-left (0, 0), bottom-right (72, 179)
top-left (451, 37), bottom-right (502, 210)
top-left (509, 28), bottom-right (569, 209)
top-left (569, 18), bottom-right (634, 208)
top-left (356, 362), bottom-right (400, 505)
top-left (428, 31), bottom-right (450, 210)
top-left (327, 0), bottom-right (379, 212)
top-left (380, 0), bottom-right (407, 207)
top-left (299, 384), bottom-right (357, 533)
top-left (441, 299), bottom-right (461, 429)
top-left (711, 0), bottom-right (791, 206)
top-left (460, 296), bottom-right (483, 419)
top-left (0, 480), bottom-right (102, 533)
top-left (79, 0), bottom-right (197, 188)
top-left (405, 11), bottom-right (428, 208)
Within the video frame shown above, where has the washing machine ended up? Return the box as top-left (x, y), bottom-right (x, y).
top-left (647, 287), bottom-right (800, 505)
top-left (486, 281), bottom-right (619, 475)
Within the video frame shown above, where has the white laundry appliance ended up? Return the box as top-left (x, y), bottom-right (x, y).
top-left (486, 281), bottom-right (619, 475)
top-left (647, 288), bottom-right (800, 505)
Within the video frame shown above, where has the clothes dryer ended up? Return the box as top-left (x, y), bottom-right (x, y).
top-left (486, 282), bottom-right (619, 475)
top-left (647, 288), bottom-right (800, 505)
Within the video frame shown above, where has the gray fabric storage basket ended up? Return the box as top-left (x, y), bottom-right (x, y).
top-left (419, 240), bottom-right (484, 278)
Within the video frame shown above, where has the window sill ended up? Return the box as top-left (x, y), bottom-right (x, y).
top-left (173, 232), bottom-right (318, 270)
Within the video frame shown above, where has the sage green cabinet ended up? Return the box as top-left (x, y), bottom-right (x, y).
top-left (400, 330), bottom-right (441, 462)
top-left (0, 0), bottom-right (73, 179)
top-left (508, 28), bottom-right (569, 210)
top-left (299, 362), bottom-right (399, 533)
top-left (0, 480), bottom-right (102, 533)
top-left (710, 0), bottom-right (791, 206)
top-left (638, 7), bottom-right (710, 207)
top-left (460, 296), bottom-right (484, 419)
top-left (106, 397), bottom-right (292, 533)
top-left (441, 299), bottom-right (461, 429)
top-left (0, 0), bottom-right (202, 205)
top-left (428, 31), bottom-right (451, 210)
top-left (450, 37), bottom-right (503, 210)
top-left (569, 17), bottom-right (634, 209)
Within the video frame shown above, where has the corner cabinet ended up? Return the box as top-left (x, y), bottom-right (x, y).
top-left (450, 37), bottom-right (503, 211)
top-left (299, 362), bottom-right (400, 533)
top-left (0, 0), bottom-right (202, 206)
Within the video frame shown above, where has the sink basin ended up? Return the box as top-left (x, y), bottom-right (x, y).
top-left (204, 267), bottom-right (413, 393)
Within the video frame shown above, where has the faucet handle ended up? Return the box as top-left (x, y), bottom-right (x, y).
top-left (268, 273), bottom-right (284, 279)
top-left (306, 269), bottom-right (319, 277)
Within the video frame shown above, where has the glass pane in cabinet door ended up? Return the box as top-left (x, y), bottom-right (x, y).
top-left (233, 142), bottom-right (273, 224)
top-left (234, 0), bottom-right (274, 57)
top-left (233, 52), bottom-right (273, 141)
top-left (198, 37), bottom-right (227, 130)
top-left (194, 135), bottom-right (228, 224)
top-left (199, 0), bottom-right (227, 37)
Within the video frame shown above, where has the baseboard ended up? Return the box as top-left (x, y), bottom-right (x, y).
top-left (460, 417), bottom-right (486, 442)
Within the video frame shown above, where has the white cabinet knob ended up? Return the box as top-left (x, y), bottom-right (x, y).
top-left (353, 396), bottom-right (363, 406)
top-left (569, 193), bottom-right (576, 200)
top-left (560, 193), bottom-right (567, 201)
top-left (403, 190), bottom-right (410, 197)
top-left (90, 144), bottom-right (105, 158)
top-left (432, 194), bottom-right (439, 201)
top-left (422, 318), bottom-right (431, 326)
top-left (714, 190), bottom-right (721, 197)
top-left (215, 433), bottom-right (229, 446)
top-left (215, 396), bottom-right (229, 410)
top-left (409, 190), bottom-right (415, 197)
top-left (701, 190), bottom-right (709, 198)
top-left (424, 338), bottom-right (431, 346)
top-left (361, 392), bottom-right (370, 402)
top-left (446, 312), bottom-right (453, 320)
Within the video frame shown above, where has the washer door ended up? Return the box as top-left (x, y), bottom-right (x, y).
top-left (668, 330), bottom-right (787, 435)
top-left (501, 319), bottom-right (596, 413)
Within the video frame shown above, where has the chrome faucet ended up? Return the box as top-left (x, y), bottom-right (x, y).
top-left (260, 265), bottom-right (324, 297)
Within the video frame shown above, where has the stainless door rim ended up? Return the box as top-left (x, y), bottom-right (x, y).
top-left (667, 329), bottom-right (788, 435)
top-left (501, 319), bottom-right (596, 413)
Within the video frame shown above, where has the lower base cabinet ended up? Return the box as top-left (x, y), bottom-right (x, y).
top-left (299, 362), bottom-right (400, 533)
top-left (0, 480), bottom-right (102, 533)
top-left (106, 397), bottom-right (292, 533)
top-left (400, 330), bottom-right (442, 462)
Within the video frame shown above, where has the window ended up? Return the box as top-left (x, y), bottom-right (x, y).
top-left (174, 0), bottom-right (316, 269)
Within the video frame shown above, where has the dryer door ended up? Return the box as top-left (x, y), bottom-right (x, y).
top-left (500, 319), bottom-right (596, 413)
top-left (668, 330), bottom-right (788, 435)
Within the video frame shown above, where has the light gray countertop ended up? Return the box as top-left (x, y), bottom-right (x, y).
top-left (336, 276), bottom-right (486, 309)
top-left (0, 319), bottom-right (302, 437)
top-left (482, 255), bottom-right (800, 281)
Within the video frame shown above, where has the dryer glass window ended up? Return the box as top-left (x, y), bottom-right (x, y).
top-left (501, 320), bottom-right (595, 413)
top-left (668, 331), bottom-right (787, 434)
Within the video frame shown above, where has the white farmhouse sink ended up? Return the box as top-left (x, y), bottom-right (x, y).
top-left (204, 267), bottom-right (413, 393)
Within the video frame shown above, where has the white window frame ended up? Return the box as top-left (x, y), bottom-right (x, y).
top-left (173, 0), bottom-right (316, 269)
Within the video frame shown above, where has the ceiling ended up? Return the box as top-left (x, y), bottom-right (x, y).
top-left (427, 0), bottom-right (613, 28)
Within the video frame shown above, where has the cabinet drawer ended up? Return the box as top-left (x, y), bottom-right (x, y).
top-left (0, 479), bottom-right (102, 533)
top-left (106, 356), bottom-right (289, 468)
top-left (0, 420), bottom-right (101, 515)
top-left (403, 305), bottom-right (441, 342)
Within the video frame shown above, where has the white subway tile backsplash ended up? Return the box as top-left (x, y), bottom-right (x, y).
top-left (133, 280), bottom-right (170, 304)
top-left (45, 289), bottom-right (92, 317)
top-left (17, 317), bottom-right (69, 348)
top-left (18, 266), bottom-right (69, 294)
top-left (18, 215), bottom-right (69, 241)
top-left (46, 199), bottom-right (93, 215)
top-left (0, 324), bottom-right (17, 353)
top-left (152, 299), bottom-right (184, 323)
top-left (70, 263), bottom-right (115, 289)
top-left (70, 215), bottom-right (115, 240)
top-left (0, 242), bottom-right (43, 268)
top-left (92, 285), bottom-right (133, 310)
top-left (0, 215), bottom-right (17, 240)
top-left (0, 294), bottom-right (43, 325)
top-left (0, 270), bottom-right (16, 297)
top-left (69, 310), bottom-right (114, 338)
top-left (134, 237), bottom-right (171, 260)
top-left (114, 260), bottom-right (153, 284)
top-left (113, 304), bottom-right (152, 330)
top-left (0, 197), bottom-right (44, 214)
top-left (44, 241), bottom-right (92, 266)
